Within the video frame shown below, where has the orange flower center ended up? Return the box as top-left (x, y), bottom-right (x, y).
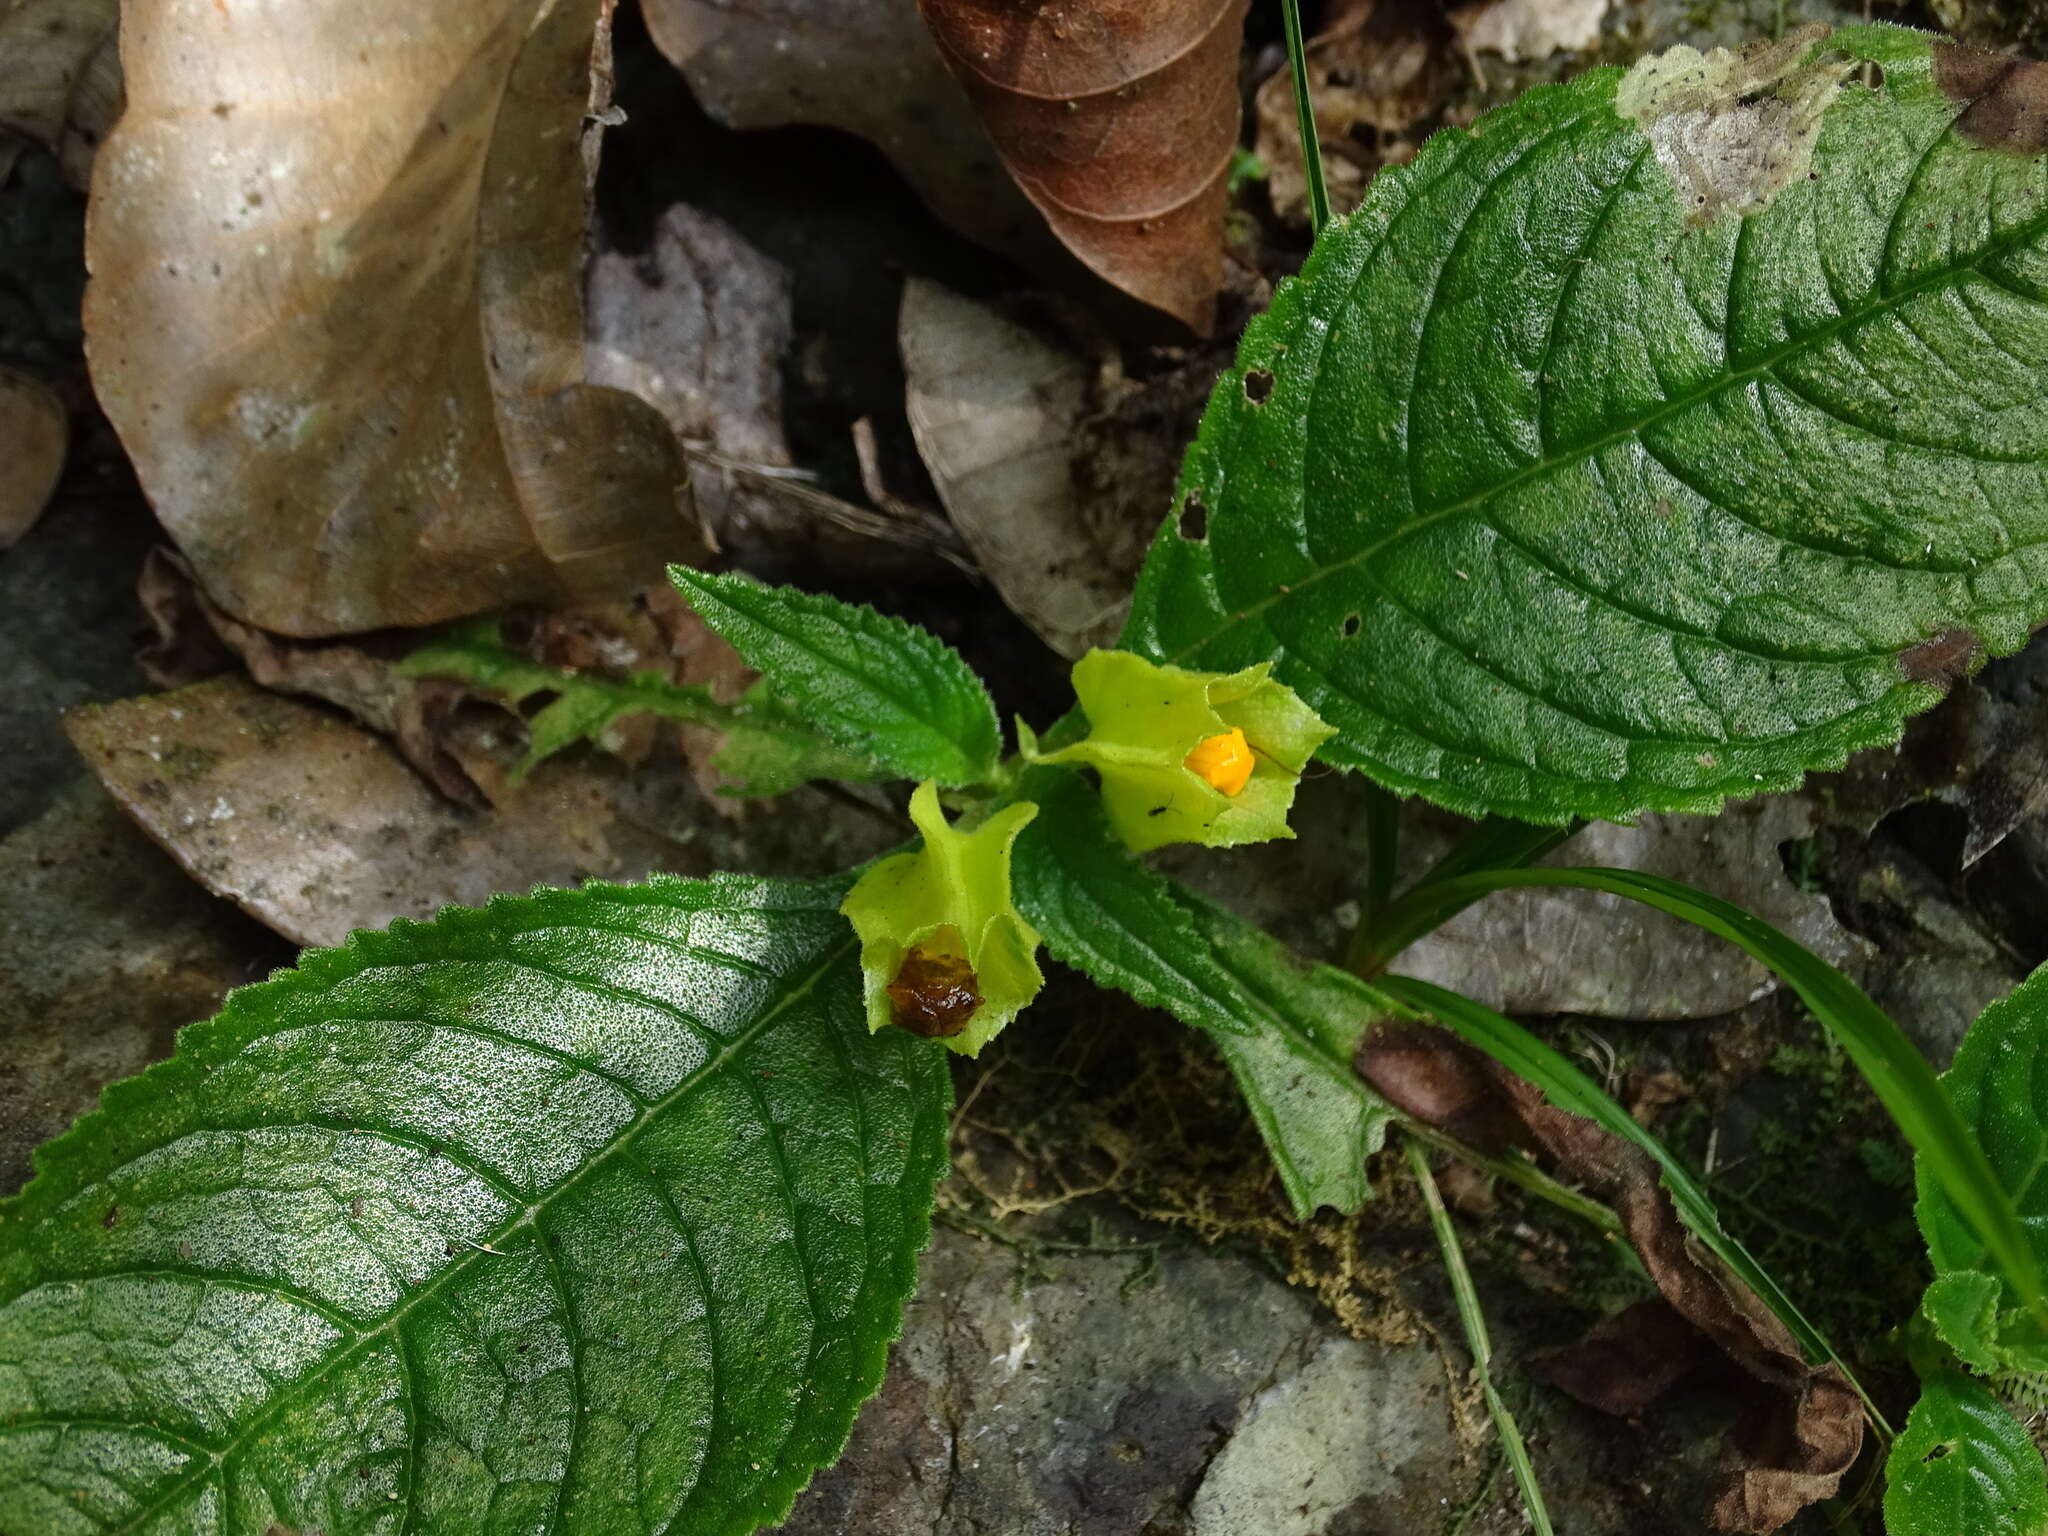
top-left (1184, 728), bottom-right (1254, 797)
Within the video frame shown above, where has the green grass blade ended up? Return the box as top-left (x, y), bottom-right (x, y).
top-left (1350, 815), bottom-right (1575, 972)
top-left (1405, 1137), bottom-right (1555, 1536)
top-left (1377, 972), bottom-right (1886, 1432)
top-left (1394, 866), bottom-right (2048, 1334)
top-left (1278, 0), bottom-right (1330, 234)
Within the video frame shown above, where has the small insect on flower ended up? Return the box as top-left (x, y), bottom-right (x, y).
top-left (1183, 728), bottom-right (1255, 797)
top-left (886, 925), bottom-right (982, 1038)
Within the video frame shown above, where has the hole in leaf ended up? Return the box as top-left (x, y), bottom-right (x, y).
top-left (1179, 491), bottom-right (1208, 541)
top-left (1243, 368), bottom-right (1275, 405)
top-left (1923, 1440), bottom-right (1956, 1463)
top-left (1340, 612), bottom-right (1361, 639)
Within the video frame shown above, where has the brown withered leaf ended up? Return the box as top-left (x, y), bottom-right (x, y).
top-left (917, 0), bottom-right (1248, 335)
top-left (86, 0), bottom-right (704, 639)
top-left (1254, 0), bottom-right (1458, 226)
top-left (0, 0), bottom-right (119, 185)
top-left (63, 676), bottom-right (706, 948)
top-left (641, 0), bottom-right (1059, 271)
top-left (135, 548), bottom-right (484, 804)
top-left (1361, 1025), bottom-right (1863, 1535)
top-left (0, 365), bottom-right (66, 549)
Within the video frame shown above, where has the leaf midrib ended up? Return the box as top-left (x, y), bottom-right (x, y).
top-left (1166, 181), bottom-right (2048, 670)
top-left (714, 590), bottom-right (993, 779)
top-left (99, 931), bottom-right (858, 1536)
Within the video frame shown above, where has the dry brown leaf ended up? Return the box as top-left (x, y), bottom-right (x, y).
top-left (641, 0), bottom-right (1058, 270)
top-left (63, 676), bottom-right (708, 947)
top-left (1255, 0), bottom-right (1458, 226)
top-left (901, 279), bottom-right (1202, 656)
top-left (85, 0), bottom-right (704, 639)
top-left (917, 0), bottom-right (1248, 335)
top-left (0, 364), bottom-right (66, 548)
top-left (0, 0), bottom-right (119, 185)
top-left (1361, 1025), bottom-right (1864, 1534)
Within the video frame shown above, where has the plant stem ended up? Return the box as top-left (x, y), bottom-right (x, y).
top-left (1279, 0), bottom-right (1331, 235)
top-left (1405, 1137), bottom-right (1556, 1536)
top-left (1394, 1114), bottom-right (1644, 1279)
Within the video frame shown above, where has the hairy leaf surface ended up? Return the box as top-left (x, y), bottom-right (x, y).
top-left (1919, 961), bottom-right (2048, 1381)
top-left (672, 568), bottom-right (1001, 788)
top-left (1010, 768), bottom-right (1394, 1215)
top-left (0, 875), bottom-right (951, 1535)
top-left (1884, 1372), bottom-right (2048, 1536)
top-left (1128, 24), bottom-right (2048, 822)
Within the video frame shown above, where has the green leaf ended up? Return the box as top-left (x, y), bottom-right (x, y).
top-left (671, 568), bottom-right (1001, 788)
top-left (399, 619), bottom-right (885, 794)
top-left (1884, 1372), bottom-right (2048, 1536)
top-left (1927, 1271), bottom-right (2008, 1376)
top-left (1920, 963), bottom-right (2048, 1381)
top-left (1009, 767), bottom-right (1394, 1216)
top-left (0, 875), bottom-right (951, 1536)
top-left (1126, 23), bottom-right (2048, 824)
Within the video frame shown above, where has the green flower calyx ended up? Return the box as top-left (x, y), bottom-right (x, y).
top-left (840, 781), bottom-right (1044, 1055)
top-left (1022, 649), bottom-right (1335, 853)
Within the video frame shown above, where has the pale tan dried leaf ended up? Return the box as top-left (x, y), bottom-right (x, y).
top-left (585, 203), bottom-right (793, 467)
top-left (1449, 0), bottom-right (1608, 64)
top-left (85, 0), bottom-right (703, 638)
top-left (642, 0), bottom-right (1058, 269)
top-left (0, 364), bottom-right (65, 548)
top-left (901, 278), bottom-right (1154, 656)
top-left (0, 0), bottom-right (120, 185)
top-left (917, 0), bottom-right (1247, 335)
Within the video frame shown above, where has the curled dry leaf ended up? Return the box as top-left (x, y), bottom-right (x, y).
top-left (0, 363), bottom-right (66, 548)
top-left (1361, 1025), bottom-right (1863, 1535)
top-left (1254, 0), bottom-right (1458, 226)
top-left (901, 278), bottom-right (1198, 657)
top-left (641, 0), bottom-right (1057, 269)
top-left (0, 0), bottom-right (119, 185)
top-left (86, 0), bottom-right (704, 639)
top-left (917, 0), bottom-right (1248, 335)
